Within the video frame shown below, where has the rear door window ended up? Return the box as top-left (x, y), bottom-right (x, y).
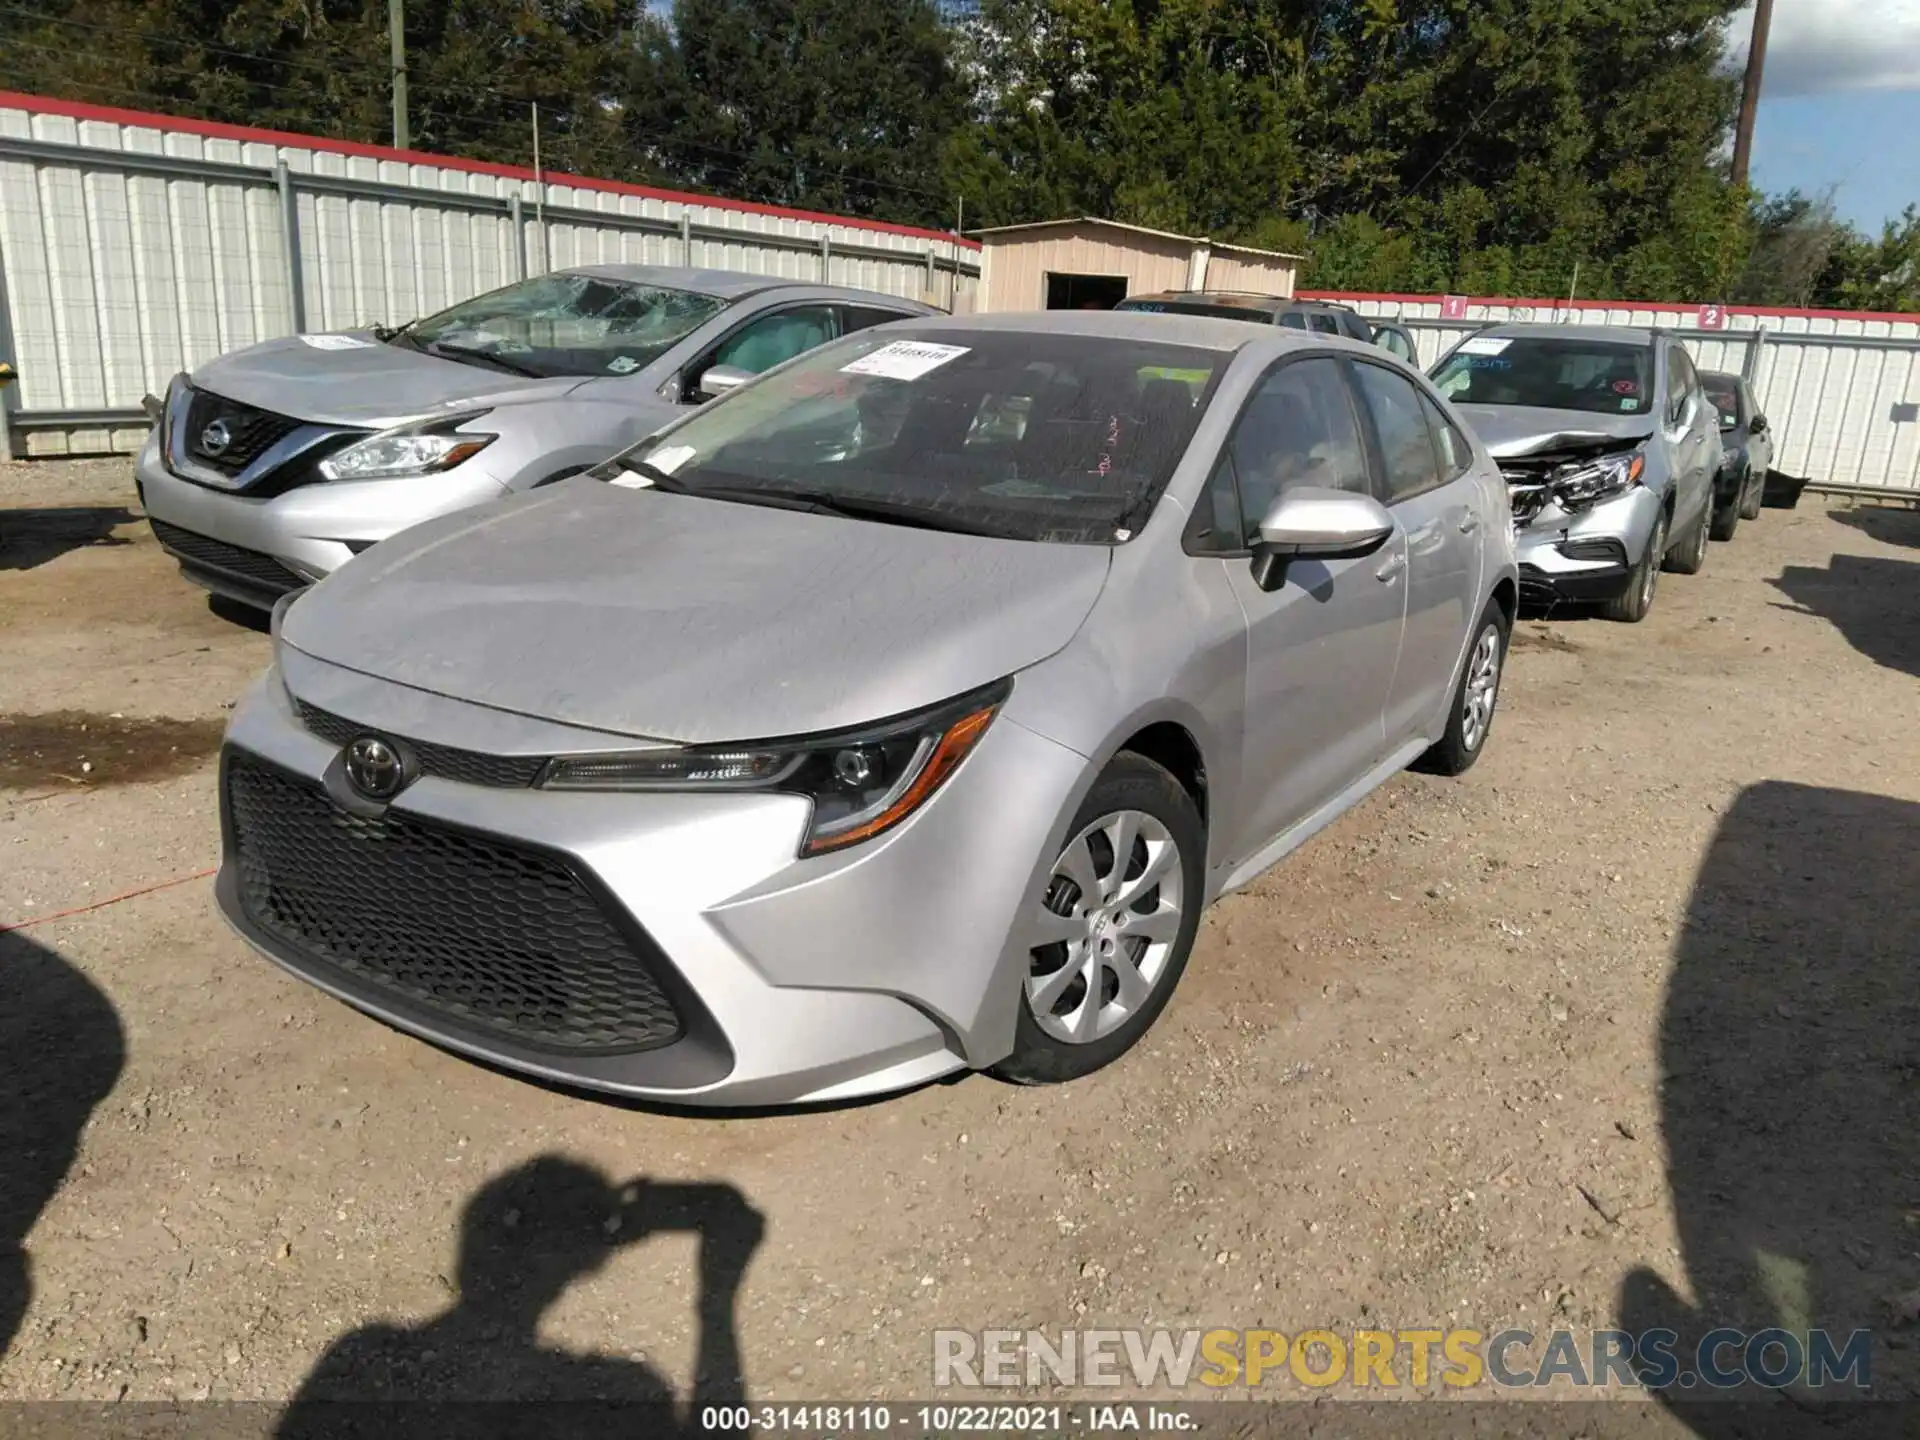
top-left (1352, 362), bottom-right (1442, 503)
top-left (839, 304), bottom-right (917, 335)
top-left (1308, 313), bottom-right (1342, 335)
top-left (1417, 391), bottom-right (1473, 481)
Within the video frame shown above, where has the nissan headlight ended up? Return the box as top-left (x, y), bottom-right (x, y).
top-left (537, 680), bottom-right (1010, 857)
top-left (1553, 451), bottom-right (1645, 509)
top-left (319, 414), bottom-right (496, 481)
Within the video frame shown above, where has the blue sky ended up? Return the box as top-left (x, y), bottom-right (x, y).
top-left (1728, 1), bottom-right (1920, 230)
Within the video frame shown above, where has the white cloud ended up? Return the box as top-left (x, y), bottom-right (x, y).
top-left (1725, 0), bottom-right (1920, 97)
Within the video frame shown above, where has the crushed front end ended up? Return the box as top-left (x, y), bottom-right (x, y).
top-left (1497, 433), bottom-right (1662, 607)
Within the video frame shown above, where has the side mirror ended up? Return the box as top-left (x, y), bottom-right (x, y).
top-left (695, 364), bottom-right (754, 402)
top-left (1251, 487), bottom-right (1395, 590)
top-left (1749, 414), bottom-right (1767, 435)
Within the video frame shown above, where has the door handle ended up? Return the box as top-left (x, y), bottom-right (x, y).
top-left (1375, 552), bottom-right (1406, 583)
top-left (1458, 513), bottom-right (1481, 535)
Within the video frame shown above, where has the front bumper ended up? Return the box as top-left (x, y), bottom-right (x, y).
top-left (214, 660), bottom-right (1090, 1107)
top-left (1511, 484), bottom-right (1663, 606)
top-left (136, 434), bottom-right (508, 607)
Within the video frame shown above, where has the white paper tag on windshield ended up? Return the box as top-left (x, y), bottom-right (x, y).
top-left (649, 445), bottom-right (696, 474)
top-left (841, 340), bottom-right (969, 381)
top-left (299, 333), bottom-right (378, 350)
top-left (604, 444), bottom-right (696, 490)
top-left (1457, 337), bottom-right (1511, 356)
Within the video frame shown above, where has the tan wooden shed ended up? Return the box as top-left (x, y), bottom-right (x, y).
top-left (972, 217), bottom-right (1302, 314)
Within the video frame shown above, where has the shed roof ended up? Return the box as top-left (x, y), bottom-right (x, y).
top-left (970, 216), bottom-right (1303, 262)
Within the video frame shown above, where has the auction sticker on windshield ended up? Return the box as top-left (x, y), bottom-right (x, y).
top-left (841, 341), bottom-right (970, 381)
top-left (1457, 337), bottom-right (1512, 356)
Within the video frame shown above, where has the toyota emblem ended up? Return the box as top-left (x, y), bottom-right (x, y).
top-left (344, 735), bottom-right (407, 800)
top-left (199, 418), bottom-right (233, 457)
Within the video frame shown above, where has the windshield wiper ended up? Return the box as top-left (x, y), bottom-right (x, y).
top-left (610, 456), bottom-right (692, 489)
top-left (746, 487), bottom-right (1021, 537)
top-left (420, 340), bottom-right (544, 378)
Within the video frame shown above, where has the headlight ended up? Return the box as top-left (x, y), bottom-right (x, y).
top-left (537, 681), bottom-right (1010, 857)
top-left (319, 415), bottom-right (496, 481)
top-left (1553, 450), bottom-right (1645, 509)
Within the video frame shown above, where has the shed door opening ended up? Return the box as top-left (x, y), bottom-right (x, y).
top-left (1045, 273), bottom-right (1130, 311)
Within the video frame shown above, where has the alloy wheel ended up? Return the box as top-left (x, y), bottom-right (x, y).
top-left (1026, 810), bottom-right (1185, 1045)
top-left (1640, 515), bottom-right (1667, 611)
top-left (1461, 626), bottom-right (1502, 751)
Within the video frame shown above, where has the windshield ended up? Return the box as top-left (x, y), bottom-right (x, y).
top-left (1115, 298), bottom-right (1276, 324)
top-left (399, 273), bottom-right (728, 378)
top-left (1702, 377), bottom-right (1741, 426)
top-left (1431, 336), bottom-right (1655, 416)
top-left (599, 329), bottom-right (1224, 543)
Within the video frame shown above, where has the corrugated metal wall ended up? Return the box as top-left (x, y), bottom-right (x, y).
top-left (1202, 251), bottom-right (1297, 298)
top-left (978, 226), bottom-right (1194, 312)
top-left (0, 95), bottom-right (981, 457)
top-left (1306, 292), bottom-right (1920, 498)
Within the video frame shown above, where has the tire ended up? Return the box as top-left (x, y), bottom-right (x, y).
top-left (1602, 508), bottom-right (1668, 623)
top-left (993, 754), bottom-right (1205, 1086)
top-left (1664, 497), bottom-right (1710, 575)
top-left (1739, 468), bottom-right (1764, 520)
top-left (1709, 495), bottom-right (1740, 542)
top-left (1414, 600), bottom-right (1510, 777)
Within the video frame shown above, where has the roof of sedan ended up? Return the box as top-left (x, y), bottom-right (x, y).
top-left (564, 263), bottom-right (926, 304)
top-left (1476, 321), bottom-right (1658, 345)
top-left (890, 309), bottom-right (1284, 351)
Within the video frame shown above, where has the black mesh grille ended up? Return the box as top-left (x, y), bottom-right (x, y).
top-left (226, 752), bottom-right (684, 1053)
top-left (294, 701), bottom-right (546, 788)
top-left (184, 388), bottom-right (303, 475)
top-left (149, 519), bottom-right (306, 594)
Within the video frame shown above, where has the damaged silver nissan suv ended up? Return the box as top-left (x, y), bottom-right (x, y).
top-left (1431, 324), bottom-right (1720, 622)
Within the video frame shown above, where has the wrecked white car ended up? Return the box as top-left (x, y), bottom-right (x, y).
top-left (1432, 325), bottom-right (1721, 622)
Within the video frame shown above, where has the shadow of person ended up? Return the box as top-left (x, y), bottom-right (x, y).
top-left (0, 932), bottom-right (126, 1359)
top-left (1771, 551), bottom-right (1920, 680)
top-left (277, 1156), bottom-right (763, 1438)
top-left (0, 506), bottom-right (136, 572)
top-left (1619, 783), bottom-right (1920, 1433)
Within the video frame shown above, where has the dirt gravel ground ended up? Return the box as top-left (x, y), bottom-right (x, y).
top-left (2, 456), bottom-right (1916, 1430)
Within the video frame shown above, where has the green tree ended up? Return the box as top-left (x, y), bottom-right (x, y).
top-left (618, 0), bottom-right (967, 226)
top-left (0, 1), bottom-right (644, 177)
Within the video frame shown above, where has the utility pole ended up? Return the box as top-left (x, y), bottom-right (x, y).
top-left (389, 0), bottom-right (409, 150)
top-left (1731, 0), bottom-right (1774, 189)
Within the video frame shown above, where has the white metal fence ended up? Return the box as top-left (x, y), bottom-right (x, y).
top-left (1306, 292), bottom-right (1920, 499)
top-left (0, 94), bottom-right (981, 458)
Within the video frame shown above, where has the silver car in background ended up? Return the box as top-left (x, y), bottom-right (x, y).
top-left (216, 312), bottom-right (1517, 1107)
top-left (136, 266), bottom-right (934, 609)
top-left (1431, 324), bottom-right (1721, 622)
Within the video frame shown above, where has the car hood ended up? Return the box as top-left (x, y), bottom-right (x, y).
top-left (190, 332), bottom-right (587, 428)
top-left (1454, 403), bottom-right (1656, 458)
top-left (280, 479), bottom-right (1113, 744)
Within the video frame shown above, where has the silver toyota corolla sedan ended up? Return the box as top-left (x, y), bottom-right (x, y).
top-left (215, 312), bottom-right (1518, 1107)
top-left (136, 265), bottom-right (935, 609)
top-left (1430, 324), bottom-right (1721, 622)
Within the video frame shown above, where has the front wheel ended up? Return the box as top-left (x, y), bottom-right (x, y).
top-left (1739, 468), bottom-right (1765, 521)
top-left (1664, 497), bottom-right (1710, 575)
top-left (1602, 509), bottom-right (1668, 623)
top-left (1709, 494), bottom-right (1740, 542)
top-left (993, 754), bottom-right (1205, 1086)
top-left (1415, 601), bottom-right (1510, 777)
